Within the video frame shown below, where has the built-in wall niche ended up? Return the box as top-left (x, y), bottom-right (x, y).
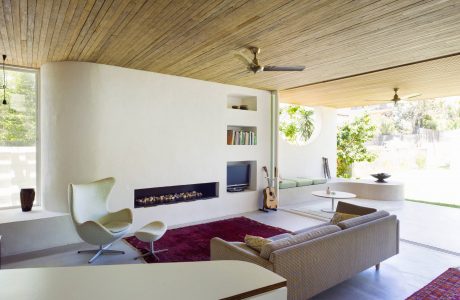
top-left (227, 94), bottom-right (257, 111)
top-left (134, 182), bottom-right (219, 208)
top-left (226, 161), bottom-right (257, 192)
top-left (227, 125), bottom-right (257, 145)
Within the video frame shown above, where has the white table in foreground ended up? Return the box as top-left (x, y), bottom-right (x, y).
top-left (0, 260), bottom-right (287, 300)
top-left (312, 190), bottom-right (356, 213)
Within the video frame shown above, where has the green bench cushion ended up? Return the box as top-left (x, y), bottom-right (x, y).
top-left (279, 179), bottom-right (297, 189)
top-left (312, 178), bottom-right (327, 184)
top-left (279, 177), bottom-right (328, 189)
top-left (296, 177), bottom-right (327, 185)
top-left (293, 178), bottom-right (313, 187)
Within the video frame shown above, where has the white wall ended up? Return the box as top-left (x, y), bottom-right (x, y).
top-left (278, 107), bottom-right (337, 179)
top-left (40, 62), bottom-right (271, 231)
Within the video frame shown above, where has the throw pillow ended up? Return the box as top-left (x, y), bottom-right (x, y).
top-left (338, 210), bottom-right (391, 229)
top-left (330, 212), bottom-right (359, 225)
top-left (244, 235), bottom-right (271, 252)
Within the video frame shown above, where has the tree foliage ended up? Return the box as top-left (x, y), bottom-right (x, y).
top-left (446, 101), bottom-right (460, 130)
top-left (279, 105), bottom-right (315, 145)
top-left (380, 100), bottom-right (447, 135)
top-left (373, 98), bottom-right (460, 136)
top-left (0, 70), bottom-right (36, 146)
top-left (337, 114), bottom-right (377, 178)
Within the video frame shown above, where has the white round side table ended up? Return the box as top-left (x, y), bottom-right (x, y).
top-left (312, 190), bottom-right (356, 213)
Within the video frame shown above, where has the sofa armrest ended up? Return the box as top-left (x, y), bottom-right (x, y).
top-left (210, 238), bottom-right (274, 270)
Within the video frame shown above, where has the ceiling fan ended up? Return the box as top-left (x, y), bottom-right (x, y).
top-left (366, 88), bottom-right (422, 105)
top-left (234, 46), bottom-right (305, 74)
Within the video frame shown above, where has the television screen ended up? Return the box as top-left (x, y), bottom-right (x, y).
top-left (227, 164), bottom-right (250, 188)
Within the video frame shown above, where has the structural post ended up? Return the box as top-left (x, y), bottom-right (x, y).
top-left (270, 91), bottom-right (280, 200)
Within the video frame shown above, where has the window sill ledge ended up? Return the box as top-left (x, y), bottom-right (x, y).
top-left (0, 207), bottom-right (69, 225)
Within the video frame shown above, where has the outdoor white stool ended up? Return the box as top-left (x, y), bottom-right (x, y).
top-left (134, 221), bottom-right (168, 261)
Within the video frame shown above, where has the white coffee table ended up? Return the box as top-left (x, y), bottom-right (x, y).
top-left (312, 190), bottom-right (356, 213)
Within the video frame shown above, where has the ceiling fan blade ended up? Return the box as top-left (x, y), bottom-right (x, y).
top-left (401, 93), bottom-right (422, 99)
top-left (263, 65), bottom-right (305, 71)
top-left (231, 50), bottom-right (253, 67)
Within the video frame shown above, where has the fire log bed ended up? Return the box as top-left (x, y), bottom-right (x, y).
top-left (135, 191), bottom-right (204, 207)
top-left (134, 182), bottom-right (219, 208)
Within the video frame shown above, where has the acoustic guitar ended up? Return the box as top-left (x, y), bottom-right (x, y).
top-left (261, 166), bottom-right (278, 211)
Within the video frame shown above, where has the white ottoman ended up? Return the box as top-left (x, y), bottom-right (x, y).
top-left (134, 221), bottom-right (168, 261)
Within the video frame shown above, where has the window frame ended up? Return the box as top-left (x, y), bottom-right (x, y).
top-left (0, 65), bottom-right (40, 210)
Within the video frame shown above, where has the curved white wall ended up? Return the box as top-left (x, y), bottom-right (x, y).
top-left (40, 62), bottom-right (271, 229)
top-left (278, 107), bottom-right (337, 179)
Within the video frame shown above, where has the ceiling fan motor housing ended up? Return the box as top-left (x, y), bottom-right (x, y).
top-left (250, 65), bottom-right (263, 73)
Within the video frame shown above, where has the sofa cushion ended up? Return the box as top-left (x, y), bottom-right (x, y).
top-left (338, 210), bottom-right (390, 229)
top-left (279, 179), bottom-right (297, 189)
top-left (336, 201), bottom-right (377, 216)
top-left (293, 222), bottom-right (329, 235)
top-left (294, 178), bottom-right (313, 187)
top-left (244, 235), bottom-right (272, 252)
top-left (330, 212), bottom-right (359, 225)
top-left (232, 241), bottom-right (260, 255)
top-left (270, 233), bottom-right (294, 241)
top-left (260, 225), bottom-right (340, 259)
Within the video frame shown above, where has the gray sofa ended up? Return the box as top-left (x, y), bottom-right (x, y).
top-left (211, 203), bottom-right (399, 300)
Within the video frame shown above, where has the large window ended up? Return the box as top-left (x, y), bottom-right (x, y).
top-left (0, 67), bottom-right (37, 209)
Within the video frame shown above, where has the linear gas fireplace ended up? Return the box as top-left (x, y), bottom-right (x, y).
top-left (134, 182), bottom-right (219, 208)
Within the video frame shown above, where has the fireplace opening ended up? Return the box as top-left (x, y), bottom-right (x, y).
top-left (134, 182), bottom-right (219, 208)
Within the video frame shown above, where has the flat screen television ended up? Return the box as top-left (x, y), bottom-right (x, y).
top-left (227, 164), bottom-right (250, 192)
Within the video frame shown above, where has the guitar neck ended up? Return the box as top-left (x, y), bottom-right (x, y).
top-left (262, 166), bottom-right (270, 186)
top-left (263, 166), bottom-right (279, 188)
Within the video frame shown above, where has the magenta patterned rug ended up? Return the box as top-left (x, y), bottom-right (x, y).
top-left (124, 216), bottom-right (290, 263)
top-left (406, 268), bottom-right (460, 299)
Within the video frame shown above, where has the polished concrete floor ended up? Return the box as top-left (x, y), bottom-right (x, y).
top-left (3, 210), bottom-right (460, 299)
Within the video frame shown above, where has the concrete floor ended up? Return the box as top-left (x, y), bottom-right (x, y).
top-left (3, 210), bottom-right (460, 300)
top-left (286, 198), bottom-right (460, 254)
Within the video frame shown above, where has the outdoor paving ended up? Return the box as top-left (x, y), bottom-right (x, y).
top-left (284, 198), bottom-right (460, 254)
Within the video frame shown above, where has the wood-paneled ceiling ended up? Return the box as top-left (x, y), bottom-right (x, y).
top-left (279, 53), bottom-right (460, 108)
top-left (1, 0), bottom-right (460, 92)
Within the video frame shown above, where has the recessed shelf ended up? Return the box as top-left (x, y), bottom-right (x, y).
top-left (227, 125), bottom-right (257, 145)
top-left (227, 95), bottom-right (257, 111)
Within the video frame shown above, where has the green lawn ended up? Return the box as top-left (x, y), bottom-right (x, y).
top-left (405, 199), bottom-right (460, 209)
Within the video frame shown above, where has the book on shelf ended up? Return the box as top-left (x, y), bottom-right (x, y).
top-left (227, 130), bottom-right (233, 145)
top-left (227, 129), bottom-right (256, 145)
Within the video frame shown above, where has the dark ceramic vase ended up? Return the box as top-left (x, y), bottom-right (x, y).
top-left (20, 188), bottom-right (35, 212)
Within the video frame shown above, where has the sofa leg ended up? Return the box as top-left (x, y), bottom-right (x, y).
top-left (375, 263), bottom-right (380, 271)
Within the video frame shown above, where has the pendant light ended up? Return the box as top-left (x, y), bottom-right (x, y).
top-left (1, 54), bottom-right (6, 105)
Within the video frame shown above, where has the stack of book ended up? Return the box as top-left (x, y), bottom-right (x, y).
top-left (227, 130), bottom-right (256, 145)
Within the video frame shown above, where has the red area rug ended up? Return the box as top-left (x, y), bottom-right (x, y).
top-left (124, 216), bottom-right (290, 263)
top-left (406, 268), bottom-right (460, 299)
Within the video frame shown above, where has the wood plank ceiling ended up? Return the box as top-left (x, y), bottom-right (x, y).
top-left (1, 0), bottom-right (460, 95)
top-left (279, 54), bottom-right (460, 108)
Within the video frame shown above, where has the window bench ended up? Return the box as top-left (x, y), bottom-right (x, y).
top-left (279, 178), bottom-right (404, 206)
